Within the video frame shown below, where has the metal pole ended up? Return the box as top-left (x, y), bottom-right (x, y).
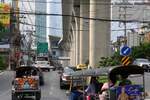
top-left (123, 0), bottom-right (127, 45)
top-left (143, 74), bottom-right (145, 99)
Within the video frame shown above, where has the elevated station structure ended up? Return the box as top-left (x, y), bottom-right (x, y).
top-left (60, 0), bottom-right (111, 67)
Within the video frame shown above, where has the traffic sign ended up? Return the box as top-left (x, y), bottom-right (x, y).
top-left (121, 56), bottom-right (131, 66)
top-left (120, 46), bottom-right (131, 56)
top-left (37, 42), bottom-right (48, 54)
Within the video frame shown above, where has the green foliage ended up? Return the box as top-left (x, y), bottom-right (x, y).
top-left (0, 22), bottom-right (10, 42)
top-left (98, 52), bottom-right (121, 67)
top-left (98, 43), bottom-right (150, 67)
top-left (97, 76), bottom-right (108, 83)
top-left (131, 43), bottom-right (150, 60)
top-left (0, 56), bottom-right (6, 70)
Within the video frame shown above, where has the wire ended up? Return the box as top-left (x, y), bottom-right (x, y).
top-left (15, 0), bottom-right (150, 6)
top-left (2, 11), bottom-right (150, 23)
top-left (19, 20), bottom-right (143, 32)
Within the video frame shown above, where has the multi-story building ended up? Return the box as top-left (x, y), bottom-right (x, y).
top-left (49, 35), bottom-right (61, 58)
top-left (127, 32), bottom-right (140, 47)
top-left (35, 0), bottom-right (47, 43)
top-left (144, 32), bottom-right (150, 43)
top-left (19, 0), bottom-right (35, 49)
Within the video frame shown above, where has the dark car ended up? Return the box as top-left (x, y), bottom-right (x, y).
top-left (12, 66), bottom-right (41, 100)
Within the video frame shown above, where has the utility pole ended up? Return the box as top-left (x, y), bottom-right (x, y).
top-left (10, 0), bottom-right (20, 70)
top-left (118, 0), bottom-right (132, 45)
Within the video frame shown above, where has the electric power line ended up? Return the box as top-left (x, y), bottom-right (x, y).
top-left (1, 11), bottom-right (150, 23)
top-left (19, 20), bottom-right (143, 32)
top-left (15, 0), bottom-right (150, 6)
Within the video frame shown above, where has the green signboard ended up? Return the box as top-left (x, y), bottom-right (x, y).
top-left (37, 42), bottom-right (48, 54)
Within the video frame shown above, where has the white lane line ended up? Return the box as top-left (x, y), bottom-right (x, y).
top-left (49, 86), bottom-right (54, 95)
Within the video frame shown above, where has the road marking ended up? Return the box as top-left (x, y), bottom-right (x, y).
top-left (49, 85), bottom-right (54, 95)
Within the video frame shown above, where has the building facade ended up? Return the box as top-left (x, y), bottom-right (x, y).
top-left (35, 0), bottom-right (47, 43)
top-left (127, 32), bottom-right (140, 47)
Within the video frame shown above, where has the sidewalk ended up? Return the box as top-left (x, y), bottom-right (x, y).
top-left (0, 70), bottom-right (4, 75)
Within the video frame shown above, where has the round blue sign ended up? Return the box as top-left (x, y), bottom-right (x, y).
top-left (120, 46), bottom-right (131, 56)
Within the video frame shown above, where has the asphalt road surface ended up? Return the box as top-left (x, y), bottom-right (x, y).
top-left (0, 70), bottom-right (68, 100)
top-left (1, 70), bottom-right (150, 100)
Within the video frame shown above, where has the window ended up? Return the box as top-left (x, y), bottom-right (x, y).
top-left (52, 51), bottom-right (56, 55)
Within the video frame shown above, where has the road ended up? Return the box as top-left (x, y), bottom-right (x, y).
top-left (0, 71), bottom-right (68, 100)
top-left (1, 70), bottom-right (150, 100)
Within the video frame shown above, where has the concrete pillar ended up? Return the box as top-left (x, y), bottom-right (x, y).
top-left (89, 0), bottom-right (111, 67)
top-left (70, 25), bottom-right (76, 66)
top-left (73, 9), bottom-right (80, 65)
top-left (79, 0), bottom-right (89, 64)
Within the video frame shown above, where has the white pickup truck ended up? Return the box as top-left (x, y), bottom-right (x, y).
top-left (34, 61), bottom-right (55, 71)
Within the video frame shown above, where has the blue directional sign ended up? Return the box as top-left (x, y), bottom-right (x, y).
top-left (120, 46), bottom-right (131, 56)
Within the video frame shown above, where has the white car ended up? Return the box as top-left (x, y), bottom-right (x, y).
top-left (133, 58), bottom-right (150, 71)
top-left (34, 61), bottom-right (55, 71)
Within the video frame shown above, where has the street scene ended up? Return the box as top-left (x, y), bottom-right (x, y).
top-left (1, 0), bottom-right (150, 100)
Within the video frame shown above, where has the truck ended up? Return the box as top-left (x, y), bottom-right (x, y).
top-left (12, 66), bottom-right (41, 100)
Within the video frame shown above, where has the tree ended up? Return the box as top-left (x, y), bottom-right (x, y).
top-left (131, 43), bottom-right (150, 60)
top-left (0, 56), bottom-right (6, 70)
top-left (0, 22), bottom-right (5, 39)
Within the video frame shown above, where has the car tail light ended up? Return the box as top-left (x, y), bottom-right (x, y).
top-left (62, 75), bottom-right (71, 80)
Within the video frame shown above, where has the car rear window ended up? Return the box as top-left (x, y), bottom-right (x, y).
top-left (16, 67), bottom-right (37, 78)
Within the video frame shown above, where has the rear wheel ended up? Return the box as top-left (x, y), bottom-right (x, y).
top-left (12, 93), bottom-right (18, 100)
top-left (60, 78), bottom-right (64, 89)
top-left (47, 69), bottom-right (50, 72)
top-left (35, 92), bottom-right (41, 100)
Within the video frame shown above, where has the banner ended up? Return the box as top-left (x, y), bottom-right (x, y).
top-left (116, 85), bottom-right (143, 100)
top-left (0, 3), bottom-right (10, 43)
top-left (0, 3), bottom-right (10, 25)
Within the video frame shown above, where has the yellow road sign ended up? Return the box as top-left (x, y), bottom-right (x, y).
top-left (121, 56), bottom-right (131, 66)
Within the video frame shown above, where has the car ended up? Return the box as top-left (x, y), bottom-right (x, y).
top-left (59, 67), bottom-right (76, 89)
top-left (133, 58), bottom-right (150, 71)
top-left (12, 66), bottom-right (41, 100)
top-left (34, 61), bottom-right (55, 71)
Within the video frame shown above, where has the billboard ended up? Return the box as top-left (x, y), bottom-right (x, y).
top-left (0, 3), bottom-right (10, 25)
top-left (0, 3), bottom-right (10, 43)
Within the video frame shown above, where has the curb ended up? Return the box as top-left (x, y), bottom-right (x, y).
top-left (0, 70), bottom-right (4, 75)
